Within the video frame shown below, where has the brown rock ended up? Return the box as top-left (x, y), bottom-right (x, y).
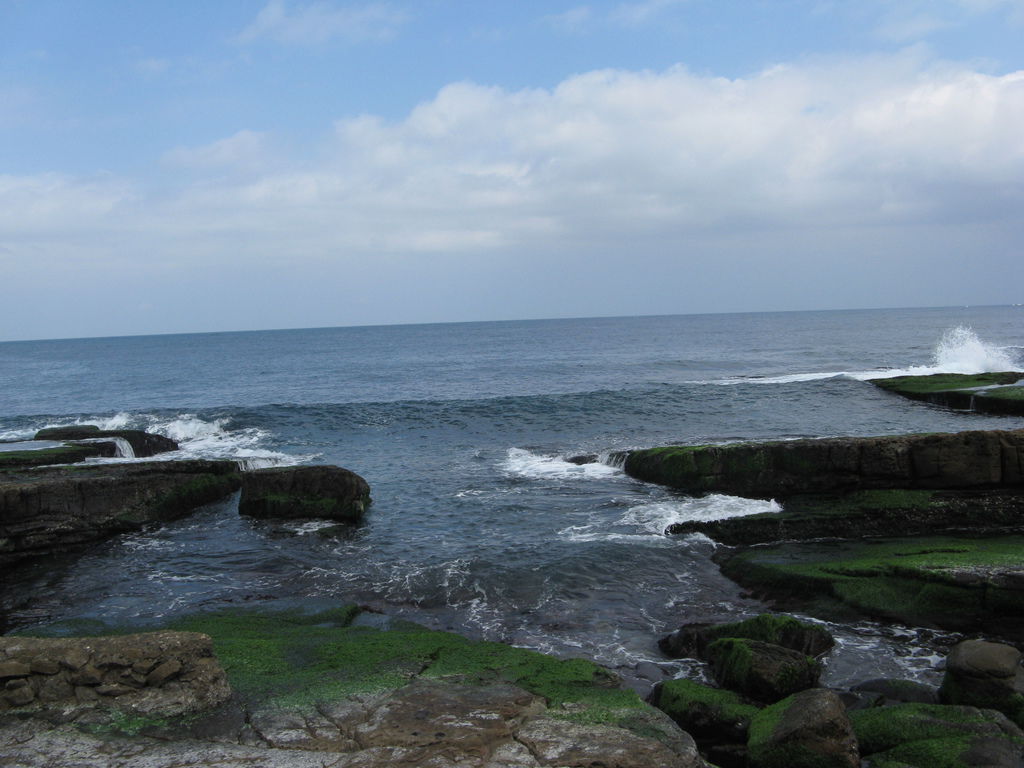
top-left (0, 661), bottom-right (31, 679)
top-left (29, 658), bottom-right (61, 676)
top-left (748, 688), bottom-right (859, 768)
top-left (2, 685), bottom-right (35, 707)
top-left (146, 659), bottom-right (182, 686)
top-left (239, 465), bottom-right (371, 522)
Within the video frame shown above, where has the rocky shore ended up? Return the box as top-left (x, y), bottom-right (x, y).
top-left (3, 398), bottom-right (1024, 767)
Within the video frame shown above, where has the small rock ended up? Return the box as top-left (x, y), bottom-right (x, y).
top-left (96, 683), bottom-right (133, 697)
top-left (61, 649), bottom-right (90, 671)
top-left (146, 659), bottom-right (182, 686)
top-left (0, 661), bottom-right (31, 679)
top-left (29, 658), bottom-right (61, 676)
top-left (70, 664), bottom-right (103, 686)
top-left (3, 685), bottom-right (36, 707)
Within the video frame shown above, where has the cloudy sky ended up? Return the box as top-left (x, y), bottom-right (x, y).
top-left (2, 0), bottom-right (1023, 341)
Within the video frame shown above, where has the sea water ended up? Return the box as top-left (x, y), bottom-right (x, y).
top-left (1, 306), bottom-right (1022, 691)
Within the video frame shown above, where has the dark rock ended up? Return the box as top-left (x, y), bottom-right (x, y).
top-left (871, 371), bottom-right (1024, 416)
top-left (625, 428), bottom-right (1024, 499)
top-left (0, 460), bottom-right (241, 570)
top-left (669, 487), bottom-right (1024, 544)
top-left (940, 639), bottom-right (1024, 727)
top-left (566, 454), bottom-right (599, 465)
top-left (239, 465), bottom-right (371, 522)
top-left (660, 613), bottom-right (834, 659)
top-left (706, 638), bottom-right (821, 703)
top-left (0, 442), bottom-right (118, 469)
top-left (748, 688), bottom-right (859, 768)
top-left (650, 677), bottom-right (759, 751)
top-left (34, 426), bottom-right (178, 458)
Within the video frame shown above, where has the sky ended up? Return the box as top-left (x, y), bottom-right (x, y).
top-left (1, 0), bottom-right (1023, 341)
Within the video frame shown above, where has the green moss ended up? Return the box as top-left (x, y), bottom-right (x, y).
top-left (655, 678), bottom-right (759, 729)
top-left (720, 535), bottom-right (1024, 630)
top-left (852, 703), bottom-right (1023, 767)
top-left (0, 445), bottom-right (105, 469)
top-left (978, 386), bottom-right (1024, 401)
top-left (706, 638), bottom-right (754, 692)
top-left (166, 606), bottom-right (645, 727)
top-left (871, 372), bottom-right (1022, 395)
top-left (747, 695), bottom-right (817, 768)
top-left (706, 614), bottom-right (832, 654)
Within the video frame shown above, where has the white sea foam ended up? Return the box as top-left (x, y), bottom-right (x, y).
top-left (501, 448), bottom-right (622, 480)
top-left (714, 326), bottom-right (1019, 385)
top-left (559, 494), bottom-right (780, 544)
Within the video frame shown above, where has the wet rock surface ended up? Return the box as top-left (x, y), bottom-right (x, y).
top-left (0, 460), bottom-right (241, 569)
top-left (625, 428), bottom-right (1024, 499)
top-left (239, 465), bottom-right (372, 522)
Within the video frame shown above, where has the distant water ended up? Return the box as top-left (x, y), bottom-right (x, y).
top-left (1, 306), bottom-right (1022, 691)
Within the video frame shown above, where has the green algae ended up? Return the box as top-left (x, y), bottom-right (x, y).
top-left (166, 606), bottom-right (646, 726)
top-left (851, 703), bottom-right (1024, 767)
top-left (705, 613), bottom-right (833, 655)
top-left (871, 372), bottom-right (1022, 395)
top-left (654, 678), bottom-right (759, 733)
top-left (719, 536), bottom-right (1024, 632)
top-left (747, 694), bottom-right (835, 768)
top-left (0, 445), bottom-right (107, 469)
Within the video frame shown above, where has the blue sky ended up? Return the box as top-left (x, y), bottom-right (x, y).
top-left (2, 0), bottom-right (1023, 340)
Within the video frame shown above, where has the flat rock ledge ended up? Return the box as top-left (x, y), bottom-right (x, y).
top-left (624, 428), bottom-right (1024, 499)
top-left (0, 460), bottom-right (241, 570)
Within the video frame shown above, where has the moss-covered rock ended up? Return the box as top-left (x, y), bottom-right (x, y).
top-left (851, 703), bottom-right (1024, 767)
top-left (660, 614), bottom-right (834, 659)
top-left (652, 678), bottom-right (760, 741)
top-left (624, 429), bottom-right (1024, 499)
top-left (0, 443), bottom-right (118, 469)
top-left (668, 488), bottom-right (1024, 545)
top-left (747, 688), bottom-right (859, 768)
top-left (714, 536), bottom-right (1024, 637)
top-left (871, 372), bottom-right (1024, 416)
top-left (706, 638), bottom-right (820, 703)
top-left (238, 466), bottom-right (371, 523)
top-left (939, 640), bottom-right (1024, 728)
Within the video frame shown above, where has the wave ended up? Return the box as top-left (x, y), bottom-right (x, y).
top-left (0, 412), bottom-right (310, 468)
top-left (501, 448), bottom-right (622, 481)
top-left (715, 326), bottom-right (1020, 385)
top-left (558, 494), bottom-right (781, 544)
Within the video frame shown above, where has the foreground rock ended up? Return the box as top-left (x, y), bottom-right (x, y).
top-left (747, 688), bottom-right (859, 768)
top-left (0, 605), bottom-right (707, 768)
top-left (871, 371), bottom-right (1024, 416)
top-left (239, 465), bottom-right (371, 522)
top-left (0, 460), bottom-right (241, 570)
top-left (940, 639), bottom-right (1024, 728)
top-left (0, 631), bottom-right (230, 716)
top-left (850, 702), bottom-right (1024, 767)
top-left (625, 428), bottom-right (1024, 499)
top-left (714, 535), bottom-right (1024, 636)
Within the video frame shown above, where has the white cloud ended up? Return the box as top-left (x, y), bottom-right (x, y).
top-left (543, 6), bottom-right (594, 32)
top-left (3, 55), bottom-right (1023, 272)
top-left (163, 131), bottom-right (271, 172)
top-left (237, 0), bottom-right (409, 45)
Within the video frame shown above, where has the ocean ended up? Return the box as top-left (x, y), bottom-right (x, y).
top-left (1, 305), bottom-right (1022, 692)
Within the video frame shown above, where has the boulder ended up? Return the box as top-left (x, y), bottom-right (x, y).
top-left (871, 371), bottom-right (1024, 416)
top-left (0, 460), bottom-right (241, 569)
top-left (660, 613), bottom-right (834, 659)
top-left (0, 631), bottom-right (230, 716)
top-left (239, 465), bottom-right (371, 522)
top-left (624, 429), bottom-right (1024, 499)
top-left (940, 639), bottom-right (1024, 727)
top-left (651, 678), bottom-right (759, 767)
top-left (849, 677), bottom-right (939, 706)
top-left (706, 638), bottom-right (821, 703)
top-left (747, 688), bottom-right (859, 768)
